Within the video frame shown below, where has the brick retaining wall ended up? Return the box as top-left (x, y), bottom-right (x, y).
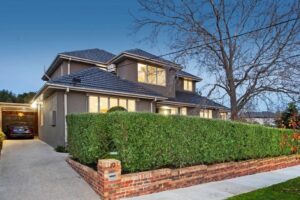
top-left (67, 154), bottom-right (300, 200)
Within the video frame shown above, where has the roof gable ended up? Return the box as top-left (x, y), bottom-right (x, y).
top-left (110, 48), bottom-right (182, 68)
top-left (60, 48), bottom-right (115, 63)
top-left (176, 70), bottom-right (202, 81)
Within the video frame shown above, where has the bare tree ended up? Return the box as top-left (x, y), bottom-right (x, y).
top-left (133, 0), bottom-right (300, 120)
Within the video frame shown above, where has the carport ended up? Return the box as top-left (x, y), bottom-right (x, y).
top-left (0, 102), bottom-right (38, 136)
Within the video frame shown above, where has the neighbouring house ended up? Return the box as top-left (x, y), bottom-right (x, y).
top-left (240, 111), bottom-right (277, 126)
top-left (33, 48), bottom-right (229, 147)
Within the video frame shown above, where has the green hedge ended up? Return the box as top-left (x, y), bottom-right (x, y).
top-left (67, 112), bottom-right (294, 173)
top-left (67, 113), bottom-right (111, 164)
top-left (0, 131), bottom-right (5, 151)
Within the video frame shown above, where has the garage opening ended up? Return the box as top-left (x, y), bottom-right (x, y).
top-left (0, 103), bottom-right (38, 137)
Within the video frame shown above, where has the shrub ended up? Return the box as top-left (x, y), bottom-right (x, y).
top-left (0, 130), bottom-right (6, 152)
top-left (107, 106), bottom-right (127, 113)
top-left (55, 145), bottom-right (68, 153)
top-left (67, 112), bottom-right (294, 173)
top-left (67, 113), bottom-right (111, 164)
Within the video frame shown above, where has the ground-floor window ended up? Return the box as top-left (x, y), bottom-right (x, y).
top-left (158, 106), bottom-right (187, 116)
top-left (180, 107), bottom-right (187, 115)
top-left (220, 112), bottom-right (227, 120)
top-left (88, 95), bottom-right (136, 113)
top-left (199, 109), bottom-right (213, 119)
top-left (158, 106), bottom-right (178, 115)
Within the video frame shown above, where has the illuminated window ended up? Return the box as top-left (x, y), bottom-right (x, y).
top-left (89, 96), bottom-right (136, 113)
top-left (180, 107), bottom-right (187, 115)
top-left (157, 67), bottom-right (166, 86)
top-left (138, 63), bottom-right (147, 83)
top-left (110, 98), bottom-right (118, 108)
top-left (100, 97), bottom-right (109, 113)
top-left (220, 112), bottom-right (227, 120)
top-left (119, 98), bottom-right (127, 109)
top-left (184, 79), bottom-right (193, 91)
top-left (138, 63), bottom-right (166, 86)
top-left (89, 96), bottom-right (99, 113)
top-left (128, 100), bottom-right (136, 112)
top-left (158, 106), bottom-right (178, 115)
top-left (199, 109), bottom-right (213, 119)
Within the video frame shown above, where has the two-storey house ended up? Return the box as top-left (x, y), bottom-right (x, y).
top-left (33, 48), bottom-right (229, 147)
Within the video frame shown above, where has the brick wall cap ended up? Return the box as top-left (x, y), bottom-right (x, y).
top-left (98, 159), bottom-right (121, 168)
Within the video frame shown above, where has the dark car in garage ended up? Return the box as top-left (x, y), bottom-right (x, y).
top-left (6, 124), bottom-right (34, 139)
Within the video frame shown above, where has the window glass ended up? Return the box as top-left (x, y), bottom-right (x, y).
top-left (171, 107), bottom-right (178, 115)
top-left (157, 67), bottom-right (166, 86)
top-left (158, 106), bottom-right (178, 115)
top-left (109, 97), bottom-right (118, 108)
top-left (148, 66), bottom-right (157, 84)
top-left (100, 97), bottom-right (109, 113)
top-left (138, 63), bottom-right (166, 86)
top-left (138, 63), bottom-right (147, 83)
top-left (89, 96), bottom-right (98, 113)
top-left (184, 79), bottom-right (193, 91)
top-left (181, 107), bottom-right (187, 115)
top-left (220, 112), bottom-right (227, 120)
top-left (119, 98), bottom-right (127, 109)
top-left (200, 109), bottom-right (212, 118)
top-left (128, 100), bottom-right (136, 112)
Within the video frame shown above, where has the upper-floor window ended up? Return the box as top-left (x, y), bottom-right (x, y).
top-left (138, 63), bottom-right (166, 86)
top-left (183, 79), bottom-right (193, 91)
top-left (199, 109), bottom-right (213, 119)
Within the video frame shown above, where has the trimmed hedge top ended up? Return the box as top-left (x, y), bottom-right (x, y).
top-left (67, 112), bottom-right (293, 173)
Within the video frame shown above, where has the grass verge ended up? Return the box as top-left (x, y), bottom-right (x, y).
top-left (228, 177), bottom-right (300, 200)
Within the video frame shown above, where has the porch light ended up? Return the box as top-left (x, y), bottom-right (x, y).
top-left (31, 101), bottom-right (37, 109)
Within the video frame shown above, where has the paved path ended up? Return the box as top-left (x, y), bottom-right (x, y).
top-left (125, 165), bottom-right (300, 200)
top-left (0, 139), bottom-right (99, 200)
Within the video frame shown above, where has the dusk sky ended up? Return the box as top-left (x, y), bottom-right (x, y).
top-left (0, 0), bottom-right (174, 94)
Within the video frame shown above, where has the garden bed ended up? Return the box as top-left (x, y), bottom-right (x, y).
top-left (67, 154), bottom-right (300, 200)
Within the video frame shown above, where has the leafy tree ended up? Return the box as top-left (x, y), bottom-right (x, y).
top-left (0, 90), bottom-right (16, 103)
top-left (0, 90), bottom-right (36, 103)
top-left (277, 103), bottom-right (300, 129)
top-left (16, 92), bottom-right (36, 103)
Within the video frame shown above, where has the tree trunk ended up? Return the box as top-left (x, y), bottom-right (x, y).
top-left (230, 98), bottom-right (239, 120)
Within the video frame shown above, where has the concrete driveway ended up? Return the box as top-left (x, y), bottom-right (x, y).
top-left (0, 139), bottom-right (99, 200)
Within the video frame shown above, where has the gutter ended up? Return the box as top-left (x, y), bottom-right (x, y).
top-left (108, 52), bottom-right (182, 70)
top-left (46, 83), bottom-right (167, 101)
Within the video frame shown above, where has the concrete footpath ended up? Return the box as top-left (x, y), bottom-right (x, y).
top-left (125, 164), bottom-right (300, 200)
top-left (0, 139), bottom-right (99, 200)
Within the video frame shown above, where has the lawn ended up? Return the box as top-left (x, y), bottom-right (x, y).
top-left (228, 177), bottom-right (300, 200)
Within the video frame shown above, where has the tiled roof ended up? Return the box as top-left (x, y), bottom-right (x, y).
top-left (240, 112), bottom-right (276, 118)
top-left (176, 70), bottom-right (201, 81)
top-left (60, 48), bottom-right (115, 63)
top-left (123, 49), bottom-right (179, 66)
top-left (49, 67), bottom-right (164, 98)
top-left (167, 91), bottom-right (229, 110)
